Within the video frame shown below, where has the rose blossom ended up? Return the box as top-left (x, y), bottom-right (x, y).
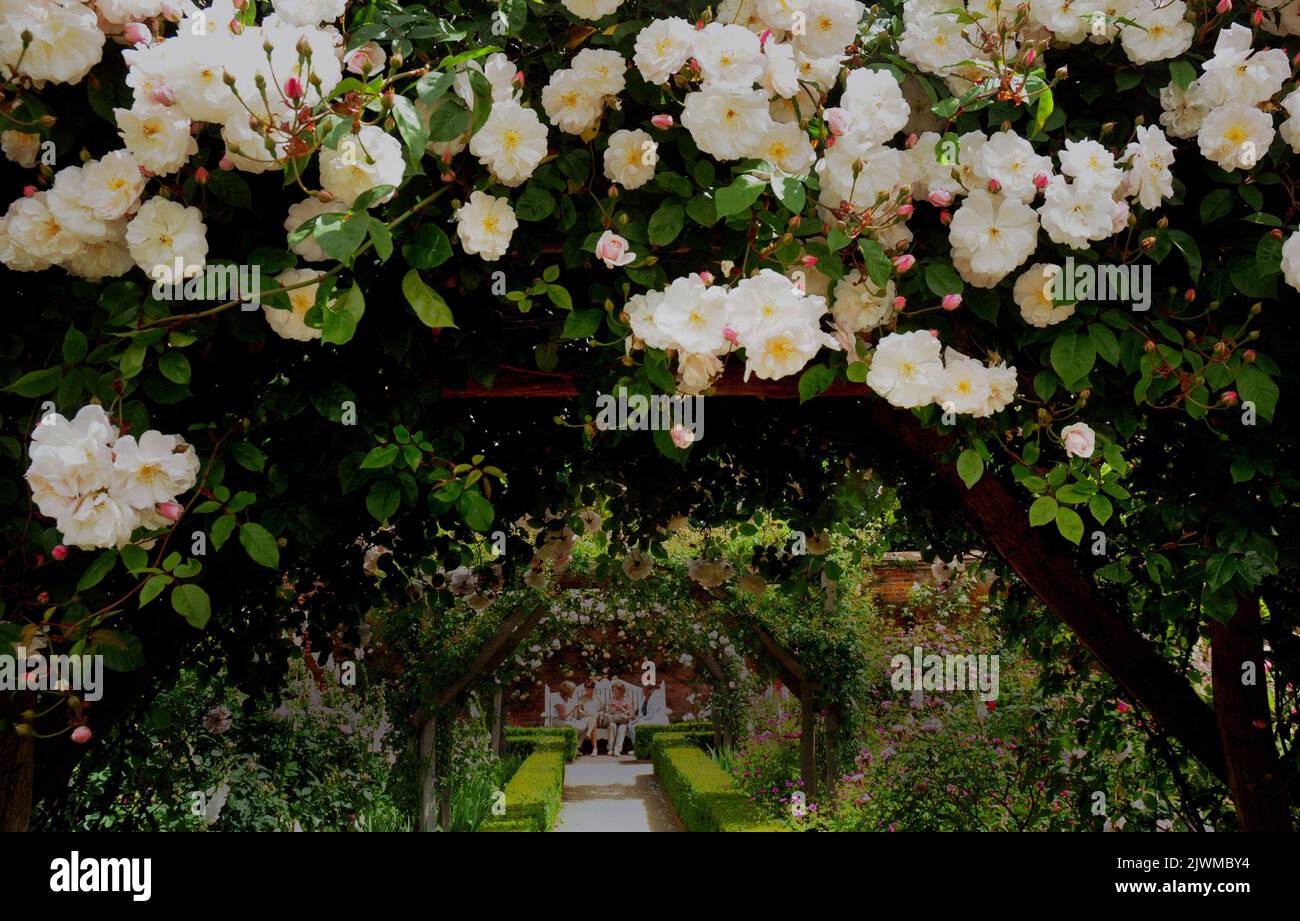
top-left (1061, 422), bottom-right (1096, 458)
top-left (595, 230), bottom-right (636, 268)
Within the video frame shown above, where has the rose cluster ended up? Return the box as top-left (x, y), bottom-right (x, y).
top-left (24, 404), bottom-right (200, 550)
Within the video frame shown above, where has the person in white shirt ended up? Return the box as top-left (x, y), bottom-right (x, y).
top-left (573, 679), bottom-right (604, 755)
top-left (551, 680), bottom-right (597, 747)
top-left (628, 681), bottom-right (668, 744)
top-left (606, 681), bottom-right (636, 757)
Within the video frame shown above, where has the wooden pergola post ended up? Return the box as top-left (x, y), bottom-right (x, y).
top-left (799, 693), bottom-right (817, 803)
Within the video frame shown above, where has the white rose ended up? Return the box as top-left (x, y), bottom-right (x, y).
top-left (319, 126), bottom-right (405, 207)
top-left (115, 103), bottom-right (196, 176)
top-left (111, 431), bottom-right (200, 508)
top-left (57, 491), bottom-right (140, 550)
top-left (1280, 231), bottom-right (1300, 293)
top-left (594, 230), bottom-right (636, 268)
top-left (633, 17), bottom-right (695, 85)
top-left (1061, 422), bottom-right (1096, 459)
top-left (866, 330), bottom-right (945, 409)
top-left (455, 190), bottom-right (518, 261)
top-left (126, 198), bottom-right (208, 277)
top-left (603, 128), bottom-right (657, 189)
top-left (1, 131), bottom-right (41, 168)
top-left (469, 100), bottom-right (549, 187)
top-left (265, 268), bottom-right (329, 341)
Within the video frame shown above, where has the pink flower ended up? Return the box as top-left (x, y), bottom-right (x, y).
top-left (896, 203), bottom-right (914, 218)
top-left (194, 167), bottom-right (209, 185)
top-left (892, 295), bottom-right (906, 310)
top-left (157, 500), bottom-right (184, 522)
top-left (927, 189), bottom-right (953, 207)
top-left (723, 325), bottom-right (739, 344)
top-left (1060, 422), bottom-right (1096, 459)
top-left (344, 41), bottom-right (386, 76)
top-left (594, 230), bottom-right (636, 268)
top-left (941, 293), bottom-right (962, 311)
top-left (71, 726), bottom-right (92, 744)
top-left (651, 114), bottom-right (674, 130)
top-left (892, 254), bottom-right (916, 273)
top-left (1216, 0), bottom-right (1231, 12)
top-left (52, 545), bottom-right (68, 561)
top-left (987, 178), bottom-right (1001, 194)
top-left (800, 255), bottom-right (818, 268)
top-left (671, 424), bottom-right (696, 449)
top-left (823, 107), bottom-right (850, 137)
top-left (284, 77), bottom-right (305, 101)
top-left (123, 22), bottom-right (152, 46)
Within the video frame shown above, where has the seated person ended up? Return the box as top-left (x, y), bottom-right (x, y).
top-left (574, 679), bottom-right (604, 755)
top-left (628, 681), bottom-right (669, 743)
top-left (551, 680), bottom-right (596, 744)
top-left (606, 681), bottom-right (636, 756)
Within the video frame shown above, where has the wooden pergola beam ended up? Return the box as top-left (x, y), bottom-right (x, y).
top-left (438, 365), bottom-right (865, 399)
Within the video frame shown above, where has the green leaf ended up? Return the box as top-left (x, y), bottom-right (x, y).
top-left (1205, 554), bottom-right (1238, 593)
top-left (139, 573), bottom-right (171, 608)
top-left (4, 367), bottom-right (61, 397)
top-left (1055, 506), bottom-right (1084, 544)
top-left (322, 285), bottom-right (367, 344)
top-left (93, 630), bottom-right (145, 672)
top-left (1088, 494), bottom-right (1113, 525)
top-left (360, 444), bottom-right (400, 469)
top-left (797, 364), bottom-right (836, 403)
top-left (391, 95), bottom-right (429, 163)
top-left (715, 174), bottom-right (765, 218)
top-left (1169, 60), bottom-right (1196, 90)
top-left (924, 262), bottom-right (964, 297)
top-left (367, 479), bottom-right (401, 521)
top-left (158, 351), bottom-right (191, 385)
top-left (561, 308), bottom-right (603, 340)
top-left (1028, 496), bottom-right (1058, 527)
top-left (402, 224), bottom-right (453, 270)
top-left (62, 328), bottom-right (88, 365)
top-left (515, 185), bottom-right (556, 222)
top-left (546, 285), bottom-right (573, 310)
top-left (315, 212), bottom-right (371, 262)
top-left (956, 449), bottom-right (984, 489)
top-left (170, 583), bottom-right (211, 629)
top-left (1199, 189), bottom-right (1234, 224)
top-left (228, 441), bottom-right (266, 473)
top-left (1236, 365), bottom-right (1278, 421)
top-left (1050, 333), bottom-right (1097, 387)
top-left (238, 522), bottom-right (280, 569)
top-left (648, 201), bottom-right (686, 246)
top-left (211, 514), bottom-right (236, 551)
top-left (456, 489), bottom-right (494, 532)
top-left (857, 239), bottom-right (892, 289)
top-left (402, 270), bottom-right (457, 328)
top-left (76, 550), bottom-right (118, 592)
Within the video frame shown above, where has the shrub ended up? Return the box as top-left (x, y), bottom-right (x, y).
top-left (651, 739), bottom-right (786, 833)
top-left (505, 726), bottom-right (579, 762)
top-left (477, 749), bottom-right (566, 833)
top-left (632, 721), bottom-right (714, 760)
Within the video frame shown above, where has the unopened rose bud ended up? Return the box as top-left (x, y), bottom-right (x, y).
top-left (800, 255), bottom-right (818, 268)
top-left (941, 293), bottom-right (962, 311)
top-left (1144, 339), bottom-right (1156, 353)
top-left (759, 28), bottom-right (773, 47)
top-left (651, 114), bottom-right (674, 130)
top-left (823, 107), bottom-right (850, 137)
top-left (1222, 390), bottom-right (1238, 405)
top-left (1271, 228), bottom-right (1284, 240)
top-left (219, 154), bottom-right (235, 170)
top-left (892, 295), bottom-right (906, 310)
top-left (892, 254), bottom-right (916, 273)
top-left (670, 424), bottom-right (696, 449)
top-left (723, 325), bottom-right (739, 344)
top-left (928, 328), bottom-right (940, 338)
top-left (928, 189), bottom-right (953, 207)
top-left (123, 22), bottom-right (152, 45)
top-left (1243, 349), bottom-right (1257, 362)
top-left (284, 77), bottom-right (305, 100)
top-left (157, 500), bottom-right (183, 522)
top-left (1216, 0), bottom-right (1231, 13)
top-left (194, 167), bottom-right (209, 185)
top-left (939, 209), bottom-right (952, 225)
top-left (897, 203), bottom-right (914, 218)
top-left (22, 185), bottom-right (35, 197)
top-left (987, 178), bottom-right (1001, 194)
top-left (71, 726), bottom-right (92, 744)
top-left (1024, 47), bottom-right (1036, 67)
top-left (699, 271), bottom-right (715, 285)
top-left (1032, 173), bottom-right (1049, 189)
top-left (1140, 236), bottom-right (1156, 251)
top-left (1252, 8), bottom-right (1264, 25)
top-left (52, 544), bottom-right (68, 561)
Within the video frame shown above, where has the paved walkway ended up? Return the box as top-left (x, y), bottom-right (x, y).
top-left (553, 756), bottom-right (683, 832)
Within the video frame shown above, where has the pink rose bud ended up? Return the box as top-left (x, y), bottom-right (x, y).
top-left (987, 178), bottom-right (1001, 193)
top-left (230, 19), bottom-right (244, 35)
top-left (344, 42), bottom-right (386, 76)
top-left (1222, 390), bottom-right (1238, 405)
top-left (72, 726), bottom-right (92, 744)
top-left (595, 230), bottom-right (636, 268)
top-left (1184, 288), bottom-right (1196, 302)
top-left (759, 28), bottom-right (773, 47)
top-left (823, 107), bottom-right (850, 137)
top-left (927, 189), bottom-right (953, 207)
top-left (670, 424), bottom-right (696, 449)
top-left (22, 185), bottom-right (35, 197)
top-left (892, 296), bottom-right (907, 310)
top-left (219, 154), bottom-right (235, 170)
top-left (194, 167), bottom-right (209, 185)
top-left (1116, 701), bottom-right (1129, 713)
top-left (147, 85), bottom-right (176, 106)
top-left (1032, 172), bottom-right (1050, 189)
top-left (1252, 8), bottom-right (1263, 24)
top-left (939, 209), bottom-right (953, 225)
top-left (892, 254), bottom-right (916, 273)
top-left (123, 22), bottom-right (152, 45)
top-left (651, 114), bottom-right (674, 130)
top-left (699, 271), bottom-right (715, 285)
top-left (52, 545), bottom-right (68, 561)
top-left (723, 325), bottom-right (739, 344)
top-left (157, 500), bottom-right (183, 522)
top-left (1216, 0), bottom-right (1230, 11)
top-left (928, 329), bottom-right (940, 338)
top-left (800, 255), bottom-right (818, 268)
top-left (905, 133), bottom-right (919, 148)
top-left (513, 70), bottom-right (525, 88)
top-left (1025, 48), bottom-right (1036, 67)
top-left (897, 204), bottom-right (914, 218)
top-left (284, 77), bottom-right (305, 100)
top-left (941, 293), bottom-right (962, 311)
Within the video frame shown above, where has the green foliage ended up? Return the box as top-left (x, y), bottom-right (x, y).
top-left (477, 749), bottom-right (565, 832)
top-left (651, 738), bottom-right (787, 833)
top-left (633, 722), bottom-right (714, 760)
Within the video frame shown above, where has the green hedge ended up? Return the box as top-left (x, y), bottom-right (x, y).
top-left (651, 739), bottom-right (787, 833)
top-left (505, 726), bottom-right (579, 761)
top-left (633, 721), bottom-right (714, 760)
top-left (478, 748), bottom-right (566, 832)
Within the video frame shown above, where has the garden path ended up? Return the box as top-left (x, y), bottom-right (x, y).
top-left (553, 756), bottom-right (682, 832)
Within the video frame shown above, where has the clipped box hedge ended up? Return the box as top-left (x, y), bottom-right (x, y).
top-left (478, 748), bottom-right (566, 832)
top-left (505, 725), bottom-right (579, 761)
top-left (632, 721), bottom-right (714, 760)
top-left (651, 737), bottom-right (787, 833)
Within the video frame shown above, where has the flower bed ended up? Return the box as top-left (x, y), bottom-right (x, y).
top-left (632, 721), bottom-right (715, 760)
top-left (650, 734), bottom-right (786, 832)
